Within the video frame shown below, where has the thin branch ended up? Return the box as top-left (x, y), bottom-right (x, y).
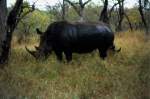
top-left (109, 2), bottom-right (119, 18)
top-left (83, 0), bottom-right (91, 7)
top-left (124, 13), bottom-right (133, 31)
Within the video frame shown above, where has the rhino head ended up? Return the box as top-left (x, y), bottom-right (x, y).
top-left (26, 28), bottom-right (52, 60)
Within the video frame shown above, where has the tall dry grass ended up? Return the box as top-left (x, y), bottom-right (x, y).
top-left (0, 30), bottom-right (150, 99)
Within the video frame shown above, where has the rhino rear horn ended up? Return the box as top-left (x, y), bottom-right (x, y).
top-left (36, 28), bottom-right (43, 35)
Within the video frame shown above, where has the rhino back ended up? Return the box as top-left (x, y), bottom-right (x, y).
top-left (61, 23), bottom-right (114, 46)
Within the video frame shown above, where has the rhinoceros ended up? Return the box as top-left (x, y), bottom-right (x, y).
top-left (26, 21), bottom-right (121, 62)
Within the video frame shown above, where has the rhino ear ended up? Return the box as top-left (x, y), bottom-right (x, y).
top-left (36, 28), bottom-right (43, 35)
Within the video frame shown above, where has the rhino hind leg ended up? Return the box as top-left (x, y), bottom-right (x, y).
top-left (100, 51), bottom-right (107, 60)
top-left (98, 48), bottom-right (108, 60)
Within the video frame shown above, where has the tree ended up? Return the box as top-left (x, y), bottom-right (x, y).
top-left (0, 0), bottom-right (35, 65)
top-left (116, 0), bottom-right (125, 31)
top-left (143, 0), bottom-right (150, 10)
top-left (16, 10), bottom-right (50, 44)
top-left (111, 0), bottom-right (132, 31)
top-left (65, 0), bottom-right (91, 21)
top-left (47, 1), bottom-right (69, 21)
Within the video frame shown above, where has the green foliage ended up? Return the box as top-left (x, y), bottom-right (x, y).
top-left (14, 1), bottom-right (51, 38)
top-left (14, 10), bottom-right (51, 44)
top-left (126, 7), bottom-right (141, 23)
top-left (84, 5), bottom-right (100, 22)
top-left (16, 10), bottom-right (51, 35)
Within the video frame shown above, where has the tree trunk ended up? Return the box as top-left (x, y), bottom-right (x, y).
top-left (124, 13), bottom-right (133, 31)
top-left (138, 0), bottom-right (149, 36)
top-left (62, 0), bottom-right (66, 20)
top-left (0, 0), bottom-right (24, 65)
top-left (0, 0), bottom-right (8, 65)
top-left (79, 7), bottom-right (84, 22)
top-left (99, 0), bottom-right (109, 24)
top-left (0, 0), bottom-right (7, 42)
top-left (116, 0), bottom-right (124, 31)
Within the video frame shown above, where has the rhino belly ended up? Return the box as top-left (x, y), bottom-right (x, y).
top-left (69, 36), bottom-right (108, 53)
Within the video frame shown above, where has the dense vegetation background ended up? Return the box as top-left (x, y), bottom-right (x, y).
top-left (0, 0), bottom-right (150, 99)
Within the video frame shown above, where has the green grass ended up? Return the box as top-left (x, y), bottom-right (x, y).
top-left (0, 31), bottom-right (150, 99)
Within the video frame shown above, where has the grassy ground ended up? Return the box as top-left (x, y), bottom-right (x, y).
top-left (0, 31), bottom-right (150, 99)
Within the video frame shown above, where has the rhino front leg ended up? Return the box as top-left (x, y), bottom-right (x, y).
top-left (98, 48), bottom-right (108, 60)
top-left (55, 51), bottom-right (63, 61)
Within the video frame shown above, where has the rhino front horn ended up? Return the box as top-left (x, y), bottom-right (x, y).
top-left (35, 46), bottom-right (40, 51)
top-left (25, 46), bottom-right (37, 58)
